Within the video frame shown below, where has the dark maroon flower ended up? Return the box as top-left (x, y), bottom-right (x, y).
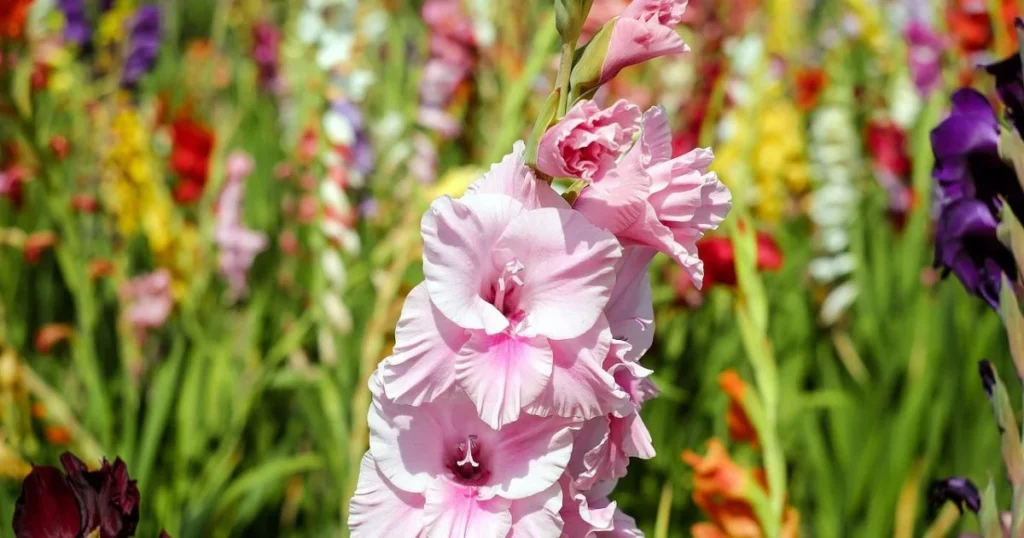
top-left (930, 88), bottom-right (1024, 220)
top-left (12, 466), bottom-right (81, 538)
top-left (13, 452), bottom-right (140, 538)
top-left (934, 197), bottom-right (1017, 310)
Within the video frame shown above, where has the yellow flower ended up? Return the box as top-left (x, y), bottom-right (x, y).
top-left (712, 87), bottom-right (810, 223)
top-left (98, 103), bottom-right (197, 298)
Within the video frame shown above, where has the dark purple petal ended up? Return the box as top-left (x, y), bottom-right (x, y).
top-left (930, 88), bottom-right (1024, 220)
top-left (934, 198), bottom-right (1017, 310)
top-left (12, 466), bottom-right (82, 538)
top-left (986, 53), bottom-right (1024, 133)
top-left (929, 477), bottom-right (981, 514)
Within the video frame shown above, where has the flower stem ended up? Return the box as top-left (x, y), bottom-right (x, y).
top-left (556, 42), bottom-right (575, 117)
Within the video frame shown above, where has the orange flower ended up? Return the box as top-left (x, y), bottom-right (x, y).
top-left (719, 369), bottom-right (759, 447)
top-left (683, 439), bottom-right (802, 538)
top-left (35, 324), bottom-right (73, 354)
top-left (0, 0), bottom-right (33, 40)
top-left (87, 259), bottom-right (115, 280)
top-left (30, 402), bottom-right (46, 419)
top-left (44, 425), bottom-right (72, 445)
top-left (23, 231), bottom-right (58, 264)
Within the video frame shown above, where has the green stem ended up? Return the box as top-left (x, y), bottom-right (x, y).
top-left (555, 42), bottom-right (575, 117)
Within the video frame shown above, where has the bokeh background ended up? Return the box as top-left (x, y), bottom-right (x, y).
top-left (0, 0), bottom-right (1015, 536)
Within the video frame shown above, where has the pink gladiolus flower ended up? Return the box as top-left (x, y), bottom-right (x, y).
top-left (574, 106), bottom-right (731, 287)
top-left (559, 478), bottom-right (644, 536)
top-left (348, 373), bottom-right (572, 537)
top-left (590, 0), bottom-right (690, 87)
top-left (537, 99), bottom-right (642, 182)
top-left (121, 270), bottom-right (173, 334)
top-left (381, 142), bottom-right (628, 429)
top-left (216, 151), bottom-right (267, 299)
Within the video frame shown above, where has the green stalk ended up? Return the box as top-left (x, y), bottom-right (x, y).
top-left (555, 42), bottom-right (575, 117)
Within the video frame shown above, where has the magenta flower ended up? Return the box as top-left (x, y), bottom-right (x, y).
top-left (566, 106), bottom-right (731, 287)
top-left (380, 142), bottom-right (627, 429)
top-left (905, 19), bottom-right (943, 97)
top-left (348, 373), bottom-right (572, 537)
top-left (537, 99), bottom-right (642, 182)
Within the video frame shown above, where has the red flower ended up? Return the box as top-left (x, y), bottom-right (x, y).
top-left (690, 232), bottom-right (783, 289)
top-left (795, 67), bottom-right (827, 111)
top-left (946, 0), bottom-right (1019, 54)
top-left (0, 0), bottom-right (33, 41)
top-left (866, 120), bottom-right (911, 178)
top-left (13, 452), bottom-right (140, 538)
top-left (0, 165), bottom-right (27, 208)
top-left (49, 135), bottom-right (70, 161)
top-left (169, 117), bottom-right (214, 204)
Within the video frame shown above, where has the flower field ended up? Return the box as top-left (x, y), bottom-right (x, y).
top-left (1, 0), bottom-right (1023, 536)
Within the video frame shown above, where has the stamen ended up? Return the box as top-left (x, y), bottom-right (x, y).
top-left (456, 436), bottom-right (479, 468)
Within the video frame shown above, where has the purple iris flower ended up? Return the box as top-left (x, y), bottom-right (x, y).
top-left (985, 52), bottom-right (1024, 134)
top-left (930, 88), bottom-right (1024, 218)
top-left (121, 5), bottom-right (162, 88)
top-left (934, 197), bottom-right (1017, 309)
top-left (58, 0), bottom-right (91, 46)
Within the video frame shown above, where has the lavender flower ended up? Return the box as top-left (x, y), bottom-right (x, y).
top-left (121, 5), bottom-right (162, 88)
top-left (58, 0), bottom-right (90, 47)
top-left (333, 99), bottom-right (374, 175)
top-left (216, 152), bottom-right (267, 300)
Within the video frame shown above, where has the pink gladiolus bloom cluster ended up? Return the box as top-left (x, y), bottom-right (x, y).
top-left (350, 0), bottom-right (729, 535)
top-left (418, 0), bottom-right (477, 138)
top-left (215, 151), bottom-right (268, 300)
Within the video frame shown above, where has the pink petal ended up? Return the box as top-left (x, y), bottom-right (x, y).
top-left (620, 0), bottom-right (688, 25)
top-left (604, 247), bottom-right (655, 357)
top-left (421, 194), bottom-right (524, 334)
top-left (524, 318), bottom-right (630, 421)
top-left (637, 106), bottom-right (673, 166)
top-left (486, 414), bottom-right (576, 499)
top-left (497, 207), bottom-right (621, 340)
top-left (455, 332), bottom-right (554, 429)
top-left (382, 284), bottom-right (468, 405)
top-left (536, 100), bottom-right (641, 182)
top-left (600, 18), bottom-right (688, 85)
top-left (618, 413), bottom-right (656, 460)
top-left (368, 376), bottom-right (448, 493)
top-left (509, 483), bottom-right (564, 537)
top-left (348, 453), bottom-right (427, 537)
top-left (423, 479), bottom-right (513, 538)
top-left (467, 141), bottom-right (568, 210)
top-left (574, 168), bottom-right (651, 235)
